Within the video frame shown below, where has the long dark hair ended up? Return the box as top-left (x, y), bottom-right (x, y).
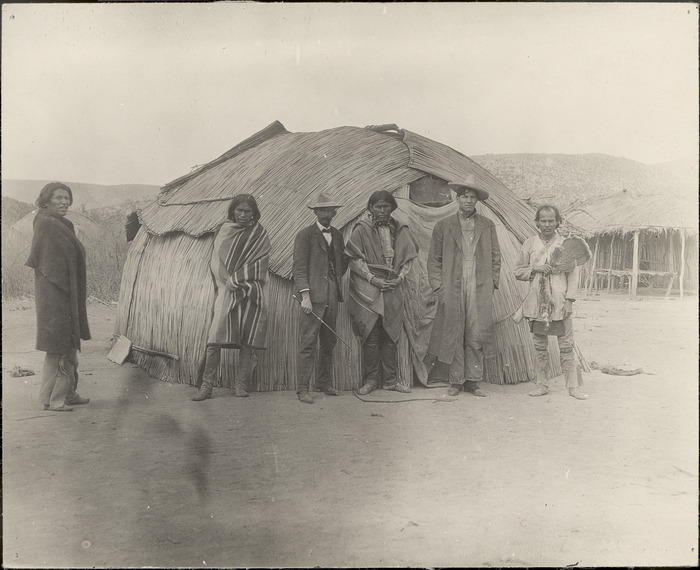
top-left (367, 190), bottom-right (397, 212)
top-left (36, 182), bottom-right (73, 209)
top-left (227, 194), bottom-right (261, 223)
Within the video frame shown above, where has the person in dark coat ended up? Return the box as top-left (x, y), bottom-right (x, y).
top-left (292, 192), bottom-right (349, 404)
top-left (26, 182), bottom-right (91, 411)
top-left (426, 176), bottom-right (501, 397)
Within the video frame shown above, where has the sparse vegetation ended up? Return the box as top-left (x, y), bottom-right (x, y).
top-left (1, 194), bottom-right (153, 302)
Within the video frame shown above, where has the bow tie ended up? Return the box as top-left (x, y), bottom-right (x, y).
top-left (321, 228), bottom-right (332, 233)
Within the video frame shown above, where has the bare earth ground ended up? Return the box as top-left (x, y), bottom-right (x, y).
top-left (2, 294), bottom-right (698, 568)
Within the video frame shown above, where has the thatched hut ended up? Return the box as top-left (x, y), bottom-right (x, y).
top-left (115, 121), bottom-right (563, 392)
top-left (566, 190), bottom-right (698, 297)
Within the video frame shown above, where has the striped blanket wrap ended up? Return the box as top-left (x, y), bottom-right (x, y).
top-left (207, 220), bottom-right (271, 349)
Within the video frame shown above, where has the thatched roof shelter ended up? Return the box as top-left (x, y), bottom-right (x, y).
top-left (566, 190), bottom-right (698, 297)
top-left (116, 121), bottom-right (564, 391)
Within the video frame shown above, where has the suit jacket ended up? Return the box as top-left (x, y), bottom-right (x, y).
top-left (293, 223), bottom-right (348, 304)
top-left (426, 212), bottom-right (501, 364)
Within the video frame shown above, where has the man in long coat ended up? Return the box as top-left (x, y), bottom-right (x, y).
top-left (293, 192), bottom-right (348, 404)
top-left (426, 176), bottom-right (501, 397)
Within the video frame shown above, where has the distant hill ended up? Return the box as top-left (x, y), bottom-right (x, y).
top-left (653, 155), bottom-right (699, 186)
top-left (470, 153), bottom-right (697, 210)
top-left (1, 180), bottom-right (160, 211)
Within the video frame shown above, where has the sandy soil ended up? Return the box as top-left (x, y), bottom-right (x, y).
top-left (2, 293), bottom-right (698, 568)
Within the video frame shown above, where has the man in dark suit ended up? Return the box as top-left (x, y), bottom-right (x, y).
top-left (293, 192), bottom-right (349, 404)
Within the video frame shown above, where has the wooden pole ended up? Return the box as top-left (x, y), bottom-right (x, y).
top-left (679, 231), bottom-right (686, 299)
top-left (607, 233), bottom-right (616, 292)
top-left (666, 231), bottom-right (676, 299)
top-left (631, 230), bottom-right (640, 296)
top-left (587, 236), bottom-right (600, 293)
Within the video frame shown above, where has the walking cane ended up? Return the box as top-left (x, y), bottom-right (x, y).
top-left (292, 295), bottom-right (352, 349)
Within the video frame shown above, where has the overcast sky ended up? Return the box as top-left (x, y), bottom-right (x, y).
top-left (2, 2), bottom-right (697, 186)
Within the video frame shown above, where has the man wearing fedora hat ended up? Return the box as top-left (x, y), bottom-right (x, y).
top-left (426, 174), bottom-right (501, 397)
top-left (292, 192), bottom-right (349, 404)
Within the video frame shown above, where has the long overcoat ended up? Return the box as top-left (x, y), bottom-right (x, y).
top-left (426, 212), bottom-right (501, 364)
top-left (25, 208), bottom-right (91, 353)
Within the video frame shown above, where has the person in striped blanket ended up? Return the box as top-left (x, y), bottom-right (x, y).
top-left (192, 194), bottom-right (271, 401)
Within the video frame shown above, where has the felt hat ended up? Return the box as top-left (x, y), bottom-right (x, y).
top-left (447, 174), bottom-right (489, 201)
top-left (307, 191), bottom-right (344, 209)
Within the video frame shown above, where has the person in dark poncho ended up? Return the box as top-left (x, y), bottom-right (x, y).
top-left (26, 182), bottom-right (91, 412)
top-left (344, 190), bottom-right (418, 395)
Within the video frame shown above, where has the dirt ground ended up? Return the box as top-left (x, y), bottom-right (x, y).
top-left (2, 293), bottom-right (698, 568)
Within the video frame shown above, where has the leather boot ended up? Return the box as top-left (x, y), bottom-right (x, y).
top-left (235, 346), bottom-right (253, 398)
top-left (65, 393), bottom-right (90, 405)
top-left (234, 382), bottom-right (249, 398)
top-left (192, 381), bottom-right (213, 401)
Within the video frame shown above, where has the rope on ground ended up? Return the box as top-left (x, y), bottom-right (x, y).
top-left (15, 415), bottom-right (58, 421)
top-left (351, 390), bottom-right (456, 403)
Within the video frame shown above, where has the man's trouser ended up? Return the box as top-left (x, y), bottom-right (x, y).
top-left (449, 273), bottom-right (484, 385)
top-left (532, 317), bottom-right (576, 388)
top-left (361, 317), bottom-right (397, 388)
top-left (448, 339), bottom-right (484, 385)
top-left (40, 349), bottom-right (79, 408)
top-left (296, 284), bottom-right (339, 394)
